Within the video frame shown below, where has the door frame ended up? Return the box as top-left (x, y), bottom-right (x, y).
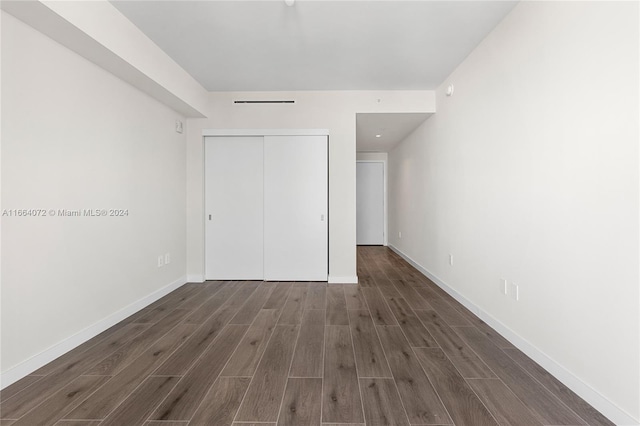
top-left (201, 129), bottom-right (330, 281)
top-left (356, 159), bottom-right (388, 246)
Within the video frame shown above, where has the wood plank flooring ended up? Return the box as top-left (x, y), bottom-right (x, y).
top-left (0, 247), bottom-right (613, 425)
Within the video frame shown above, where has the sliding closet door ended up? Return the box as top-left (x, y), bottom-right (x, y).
top-left (205, 136), bottom-right (263, 280)
top-left (264, 135), bottom-right (328, 281)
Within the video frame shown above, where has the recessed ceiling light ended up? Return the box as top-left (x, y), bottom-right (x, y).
top-left (375, 134), bottom-right (381, 138)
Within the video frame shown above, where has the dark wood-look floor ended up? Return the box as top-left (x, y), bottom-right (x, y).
top-left (1, 246), bottom-right (614, 426)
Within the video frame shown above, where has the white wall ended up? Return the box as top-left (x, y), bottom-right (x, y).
top-left (0, 3), bottom-right (4, 385)
top-left (1, 12), bottom-right (188, 384)
top-left (356, 152), bottom-right (388, 246)
top-left (388, 1), bottom-right (639, 423)
top-left (186, 91), bottom-right (435, 283)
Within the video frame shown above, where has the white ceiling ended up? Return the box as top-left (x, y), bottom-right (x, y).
top-left (356, 113), bottom-right (431, 152)
top-left (110, 0), bottom-right (516, 152)
top-left (111, 0), bottom-right (517, 92)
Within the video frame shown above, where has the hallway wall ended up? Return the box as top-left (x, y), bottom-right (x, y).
top-left (388, 1), bottom-right (639, 422)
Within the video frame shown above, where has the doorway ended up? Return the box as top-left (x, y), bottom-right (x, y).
top-left (356, 161), bottom-right (385, 245)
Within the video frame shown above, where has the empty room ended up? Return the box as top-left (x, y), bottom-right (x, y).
top-left (1, 0), bottom-right (638, 425)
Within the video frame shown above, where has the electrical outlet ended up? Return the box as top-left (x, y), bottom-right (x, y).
top-left (165, 253), bottom-right (171, 264)
top-left (501, 279), bottom-right (508, 295)
top-left (157, 255), bottom-right (164, 267)
top-left (398, 231), bottom-right (402, 238)
top-left (449, 254), bottom-right (454, 266)
top-left (510, 282), bottom-right (519, 301)
top-left (175, 120), bottom-right (183, 134)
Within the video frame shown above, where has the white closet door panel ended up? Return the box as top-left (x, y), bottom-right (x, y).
top-left (205, 136), bottom-right (263, 280)
top-left (264, 135), bottom-right (328, 281)
top-left (356, 162), bottom-right (384, 245)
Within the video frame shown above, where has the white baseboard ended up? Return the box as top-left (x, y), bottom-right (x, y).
top-left (0, 275), bottom-right (187, 390)
top-left (187, 274), bottom-right (205, 283)
top-left (328, 275), bottom-right (358, 284)
top-left (190, 274), bottom-right (355, 284)
top-left (388, 245), bottom-right (639, 426)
